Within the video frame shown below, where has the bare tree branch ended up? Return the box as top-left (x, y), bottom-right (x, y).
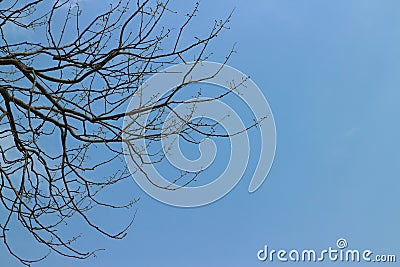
top-left (0, 0), bottom-right (238, 265)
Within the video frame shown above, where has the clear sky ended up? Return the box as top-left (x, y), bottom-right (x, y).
top-left (1, 0), bottom-right (400, 266)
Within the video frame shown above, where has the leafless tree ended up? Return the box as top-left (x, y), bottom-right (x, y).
top-left (0, 0), bottom-right (233, 265)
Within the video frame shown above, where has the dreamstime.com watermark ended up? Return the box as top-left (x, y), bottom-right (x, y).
top-left (257, 238), bottom-right (397, 263)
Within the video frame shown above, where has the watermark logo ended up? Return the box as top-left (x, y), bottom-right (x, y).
top-left (336, 238), bottom-right (348, 249)
top-left (257, 238), bottom-right (397, 263)
top-left (122, 61), bottom-right (276, 207)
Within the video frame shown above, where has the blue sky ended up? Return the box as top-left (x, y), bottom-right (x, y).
top-left (1, 0), bottom-right (400, 266)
